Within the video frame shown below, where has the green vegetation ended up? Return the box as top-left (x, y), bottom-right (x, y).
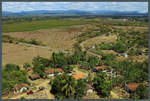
top-left (93, 70), bottom-right (112, 97)
top-left (50, 74), bottom-right (86, 99)
top-left (23, 63), bottom-right (31, 69)
top-left (2, 64), bottom-right (28, 94)
top-left (2, 35), bottom-right (45, 46)
top-left (2, 18), bottom-right (87, 33)
top-left (130, 84), bottom-right (148, 99)
top-left (32, 56), bottom-right (51, 77)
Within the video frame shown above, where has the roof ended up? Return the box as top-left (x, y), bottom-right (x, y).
top-left (56, 68), bottom-right (63, 73)
top-left (29, 74), bottom-right (40, 79)
top-left (72, 74), bottom-right (84, 80)
top-left (126, 83), bottom-right (140, 91)
top-left (45, 68), bottom-right (55, 74)
top-left (45, 68), bottom-right (63, 74)
top-left (14, 83), bottom-right (29, 91)
top-left (95, 66), bottom-right (112, 70)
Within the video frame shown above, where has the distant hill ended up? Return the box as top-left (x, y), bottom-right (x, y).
top-left (2, 10), bottom-right (148, 17)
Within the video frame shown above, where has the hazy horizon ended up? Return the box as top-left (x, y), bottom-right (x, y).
top-left (2, 2), bottom-right (148, 13)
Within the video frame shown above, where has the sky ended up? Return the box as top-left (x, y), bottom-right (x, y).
top-left (2, 2), bottom-right (148, 13)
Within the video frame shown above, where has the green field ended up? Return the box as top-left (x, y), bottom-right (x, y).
top-left (2, 18), bottom-right (87, 33)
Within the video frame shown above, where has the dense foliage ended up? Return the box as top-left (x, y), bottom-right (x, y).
top-left (2, 64), bottom-right (28, 94)
top-left (50, 74), bottom-right (86, 99)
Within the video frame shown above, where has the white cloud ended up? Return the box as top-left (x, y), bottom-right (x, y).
top-left (2, 2), bottom-right (148, 13)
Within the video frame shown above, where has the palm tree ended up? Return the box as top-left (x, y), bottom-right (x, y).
top-left (61, 75), bottom-right (75, 98)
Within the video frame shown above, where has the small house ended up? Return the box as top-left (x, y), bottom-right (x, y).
top-left (125, 83), bottom-right (140, 93)
top-left (121, 53), bottom-right (128, 58)
top-left (45, 68), bottom-right (63, 77)
top-left (14, 83), bottom-right (29, 93)
top-left (29, 74), bottom-right (40, 80)
top-left (87, 89), bottom-right (94, 93)
top-left (92, 45), bottom-right (95, 49)
top-left (93, 66), bottom-right (112, 72)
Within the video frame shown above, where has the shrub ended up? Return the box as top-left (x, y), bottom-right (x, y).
top-left (4, 64), bottom-right (20, 71)
top-left (23, 63), bottom-right (31, 69)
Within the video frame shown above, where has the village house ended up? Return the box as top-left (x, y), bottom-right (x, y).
top-left (121, 53), bottom-right (128, 58)
top-left (29, 74), bottom-right (40, 80)
top-left (93, 65), bottom-right (117, 78)
top-left (13, 83), bottom-right (29, 93)
top-left (44, 68), bottom-right (63, 77)
top-left (93, 65), bottom-right (112, 72)
top-left (125, 83), bottom-right (140, 93)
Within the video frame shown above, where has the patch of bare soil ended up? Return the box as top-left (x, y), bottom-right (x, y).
top-left (5, 79), bottom-right (54, 99)
top-left (82, 91), bottom-right (101, 99)
top-left (110, 87), bottom-right (129, 99)
top-left (113, 26), bottom-right (148, 32)
top-left (129, 55), bottom-right (148, 62)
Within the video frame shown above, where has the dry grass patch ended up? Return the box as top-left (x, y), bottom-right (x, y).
top-left (81, 34), bottom-right (117, 49)
top-left (2, 43), bottom-right (52, 66)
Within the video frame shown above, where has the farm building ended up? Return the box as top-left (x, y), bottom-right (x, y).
top-left (93, 65), bottom-right (112, 72)
top-left (72, 74), bottom-right (85, 80)
top-left (13, 83), bottom-right (29, 93)
top-left (29, 74), bottom-right (40, 80)
top-left (125, 83), bottom-right (140, 93)
top-left (93, 66), bottom-right (117, 78)
top-left (44, 68), bottom-right (63, 77)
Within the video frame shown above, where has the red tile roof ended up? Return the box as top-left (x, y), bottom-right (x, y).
top-left (44, 68), bottom-right (55, 74)
top-left (44, 68), bottom-right (63, 74)
top-left (14, 83), bottom-right (29, 91)
top-left (126, 83), bottom-right (140, 91)
top-left (95, 66), bottom-right (112, 70)
top-left (72, 74), bottom-right (84, 80)
top-left (56, 68), bottom-right (63, 73)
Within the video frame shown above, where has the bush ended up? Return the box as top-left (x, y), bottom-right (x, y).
top-left (32, 56), bottom-right (49, 77)
top-left (87, 56), bottom-right (99, 68)
top-left (23, 63), bottom-right (31, 69)
top-left (4, 64), bottom-right (20, 71)
top-left (50, 74), bottom-right (86, 99)
top-left (93, 71), bottom-right (112, 97)
top-left (28, 40), bottom-right (39, 45)
top-left (79, 61), bottom-right (90, 70)
top-left (63, 65), bottom-right (73, 73)
top-left (112, 41), bottom-right (127, 53)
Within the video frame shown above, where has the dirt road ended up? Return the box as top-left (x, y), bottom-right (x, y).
top-left (7, 79), bottom-right (54, 99)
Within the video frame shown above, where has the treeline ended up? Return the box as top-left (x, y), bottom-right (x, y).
top-left (2, 35), bottom-right (46, 46)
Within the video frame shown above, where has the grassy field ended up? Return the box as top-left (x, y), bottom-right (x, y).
top-left (2, 18), bottom-right (88, 33)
